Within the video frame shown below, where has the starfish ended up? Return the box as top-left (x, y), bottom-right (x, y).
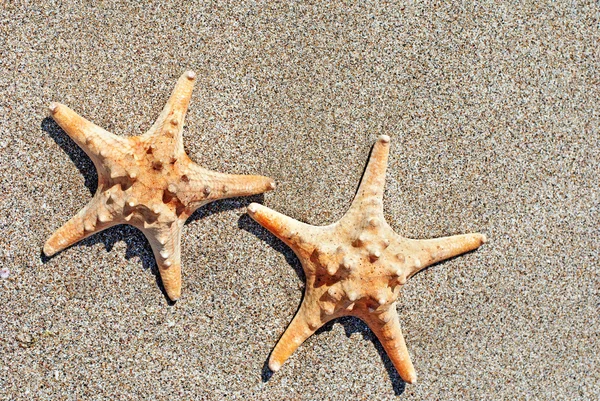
top-left (247, 135), bottom-right (486, 384)
top-left (43, 70), bottom-right (275, 301)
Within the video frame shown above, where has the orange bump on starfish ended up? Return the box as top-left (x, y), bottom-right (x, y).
top-left (44, 70), bottom-right (275, 301)
top-left (247, 135), bottom-right (486, 384)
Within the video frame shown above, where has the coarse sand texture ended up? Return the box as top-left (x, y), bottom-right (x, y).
top-left (1, 1), bottom-right (598, 399)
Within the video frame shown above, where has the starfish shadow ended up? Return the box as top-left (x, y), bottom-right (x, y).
top-left (41, 117), bottom-right (265, 303)
top-left (237, 213), bottom-right (305, 282)
top-left (42, 117), bottom-right (98, 194)
top-left (355, 142), bottom-right (376, 194)
top-left (187, 194), bottom-right (264, 225)
top-left (260, 358), bottom-right (275, 382)
top-left (315, 317), bottom-right (407, 396)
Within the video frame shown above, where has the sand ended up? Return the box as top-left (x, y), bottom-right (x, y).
top-left (1, 1), bottom-right (598, 399)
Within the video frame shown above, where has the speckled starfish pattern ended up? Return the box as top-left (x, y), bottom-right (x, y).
top-left (247, 135), bottom-right (486, 383)
top-left (43, 71), bottom-right (275, 301)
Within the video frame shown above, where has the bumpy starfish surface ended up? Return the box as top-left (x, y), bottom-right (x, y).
top-left (247, 135), bottom-right (486, 384)
top-left (44, 71), bottom-right (275, 301)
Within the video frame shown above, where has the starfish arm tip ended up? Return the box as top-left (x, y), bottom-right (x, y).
top-left (412, 232), bottom-right (488, 271)
top-left (249, 176), bottom-right (276, 194)
top-left (379, 134), bottom-right (391, 143)
top-left (346, 135), bottom-right (392, 211)
top-left (405, 372), bottom-right (417, 384)
top-left (48, 102), bottom-right (60, 115)
top-left (144, 71), bottom-right (197, 141)
top-left (143, 222), bottom-right (185, 301)
top-left (42, 242), bottom-right (57, 257)
top-left (159, 266), bottom-right (182, 301)
top-left (195, 172), bottom-right (275, 201)
top-left (268, 359), bottom-right (282, 372)
top-left (246, 202), bottom-right (282, 226)
top-left (247, 202), bottom-right (260, 215)
top-left (253, 175), bottom-right (276, 193)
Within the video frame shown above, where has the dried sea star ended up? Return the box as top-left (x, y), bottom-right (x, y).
top-left (44, 71), bottom-right (275, 301)
top-left (247, 135), bottom-right (486, 383)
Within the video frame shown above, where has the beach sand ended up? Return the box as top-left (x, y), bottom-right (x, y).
top-left (0, 1), bottom-right (598, 399)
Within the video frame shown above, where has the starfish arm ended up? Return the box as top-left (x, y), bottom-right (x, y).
top-left (346, 135), bottom-right (391, 215)
top-left (268, 300), bottom-right (323, 372)
top-left (48, 103), bottom-right (129, 167)
top-left (408, 233), bottom-right (487, 276)
top-left (360, 305), bottom-right (417, 384)
top-left (43, 193), bottom-right (120, 256)
top-left (178, 164), bottom-right (275, 209)
top-left (246, 203), bottom-right (321, 258)
top-left (141, 219), bottom-right (184, 301)
top-left (142, 70), bottom-right (196, 156)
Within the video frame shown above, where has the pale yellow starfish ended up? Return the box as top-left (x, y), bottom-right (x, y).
top-left (247, 135), bottom-right (486, 383)
top-left (44, 71), bottom-right (275, 301)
